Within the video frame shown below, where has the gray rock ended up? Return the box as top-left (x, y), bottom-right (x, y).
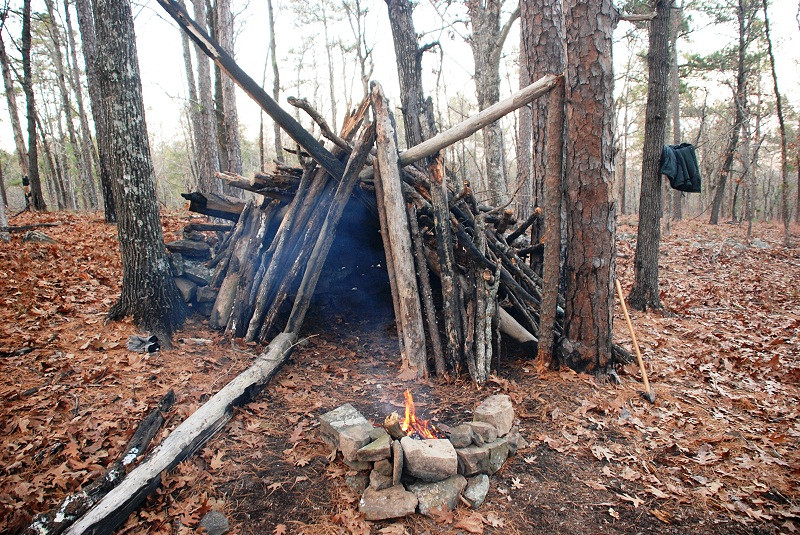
top-left (473, 394), bottom-right (514, 436)
top-left (344, 458), bottom-right (372, 471)
top-left (369, 468), bottom-right (393, 490)
top-left (370, 427), bottom-right (390, 441)
top-left (183, 261), bottom-right (213, 286)
top-left (356, 433), bottom-right (391, 462)
top-left (506, 426), bottom-right (528, 456)
top-left (447, 424), bottom-right (473, 448)
top-left (374, 459), bottom-right (392, 477)
top-left (199, 510), bottom-right (229, 535)
top-left (22, 230), bottom-right (57, 243)
top-left (469, 421), bottom-right (498, 444)
top-left (318, 404), bottom-right (373, 462)
top-left (165, 239), bottom-right (211, 260)
top-left (391, 440), bottom-right (403, 486)
top-left (174, 277), bottom-right (197, 302)
top-left (463, 474), bottom-right (490, 508)
top-left (359, 486), bottom-right (418, 521)
top-left (456, 444), bottom-right (489, 476)
top-left (751, 238), bottom-right (769, 249)
top-left (401, 437), bottom-right (458, 482)
top-left (408, 475), bottom-right (467, 516)
top-left (346, 473), bottom-right (369, 494)
top-left (486, 437), bottom-right (509, 475)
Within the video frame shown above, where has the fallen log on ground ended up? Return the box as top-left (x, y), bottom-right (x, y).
top-left (62, 333), bottom-right (296, 535)
top-left (25, 390), bottom-right (175, 535)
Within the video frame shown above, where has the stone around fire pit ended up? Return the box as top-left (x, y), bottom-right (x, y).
top-left (369, 469), bottom-right (393, 490)
top-left (408, 475), bottom-right (467, 516)
top-left (473, 394), bottom-right (514, 436)
top-left (318, 404), bottom-right (373, 462)
top-left (455, 437), bottom-right (509, 476)
top-left (391, 440), bottom-right (403, 486)
top-left (447, 424), bottom-right (473, 448)
top-left (469, 421), bottom-right (498, 445)
top-left (359, 486), bottom-right (418, 521)
top-left (356, 432), bottom-right (391, 462)
top-left (463, 474), bottom-right (490, 508)
top-left (401, 437), bottom-right (458, 482)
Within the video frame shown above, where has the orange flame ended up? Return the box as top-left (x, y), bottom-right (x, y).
top-left (400, 389), bottom-right (441, 439)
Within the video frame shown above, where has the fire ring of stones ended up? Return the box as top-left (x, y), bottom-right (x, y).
top-left (318, 394), bottom-right (528, 521)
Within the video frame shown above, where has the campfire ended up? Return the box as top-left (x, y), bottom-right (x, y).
top-left (399, 389), bottom-right (442, 440)
top-left (319, 393), bottom-right (528, 521)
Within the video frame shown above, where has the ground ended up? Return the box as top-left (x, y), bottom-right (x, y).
top-left (1, 210), bottom-right (798, 535)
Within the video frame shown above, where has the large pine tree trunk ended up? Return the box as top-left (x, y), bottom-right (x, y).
top-left (628, 0), bottom-right (672, 312)
top-left (95, 0), bottom-right (187, 340)
top-left (75, 0), bottom-right (116, 222)
top-left (22, 0), bottom-right (47, 211)
top-left (560, 0), bottom-right (617, 373)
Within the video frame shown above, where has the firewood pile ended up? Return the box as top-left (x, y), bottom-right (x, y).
top-left (170, 83), bottom-right (632, 385)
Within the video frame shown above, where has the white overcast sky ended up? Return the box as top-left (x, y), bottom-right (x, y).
top-left (1, 0), bottom-right (799, 153)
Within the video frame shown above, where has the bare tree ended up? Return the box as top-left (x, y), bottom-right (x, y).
top-left (466, 1), bottom-right (519, 206)
top-left (0, 18), bottom-right (29, 178)
top-left (75, 0), bottom-right (115, 221)
top-left (629, 0), bottom-right (673, 312)
top-left (216, 0), bottom-right (243, 175)
top-left (22, 0), bottom-right (46, 210)
top-left (267, 0), bottom-right (282, 162)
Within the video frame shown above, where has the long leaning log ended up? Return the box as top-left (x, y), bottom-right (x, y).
top-left (63, 333), bottom-right (297, 535)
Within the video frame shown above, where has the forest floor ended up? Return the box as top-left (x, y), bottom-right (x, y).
top-left (1, 210), bottom-right (799, 535)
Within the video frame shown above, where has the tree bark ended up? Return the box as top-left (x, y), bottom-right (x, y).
top-left (560, 0), bottom-right (617, 373)
top-left (669, 5), bottom-right (683, 221)
top-left (628, 0), bottom-right (672, 312)
top-left (0, 31), bottom-right (28, 177)
top-left (516, 11), bottom-right (532, 219)
top-left (75, 0), bottom-right (116, 221)
top-left (96, 0), bottom-right (187, 340)
top-left (22, 0), bottom-right (47, 211)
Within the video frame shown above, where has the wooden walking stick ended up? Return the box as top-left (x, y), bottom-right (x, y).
top-left (615, 279), bottom-right (655, 403)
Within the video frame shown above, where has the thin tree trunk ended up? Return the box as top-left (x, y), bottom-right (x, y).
top-left (63, 0), bottom-right (98, 209)
top-left (0, 33), bottom-right (29, 177)
top-left (266, 0), bottom-right (282, 162)
top-left (45, 0), bottom-right (97, 209)
top-left (22, 0), bottom-right (47, 211)
top-left (629, 0), bottom-right (672, 312)
top-left (536, 76), bottom-right (565, 368)
top-left (710, 0), bottom-right (747, 225)
top-left (761, 0), bottom-right (791, 246)
top-left (75, 0), bottom-right (116, 221)
top-left (216, 0), bottom-right (243, 177)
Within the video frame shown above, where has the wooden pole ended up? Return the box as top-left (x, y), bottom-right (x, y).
top-left (615, 279), bottom-right (655, 403)
top-left (372, 81), bottom-right (428, 377)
